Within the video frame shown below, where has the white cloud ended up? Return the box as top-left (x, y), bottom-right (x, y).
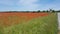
top-left (19, 0), bottom-right (37, 5)
top-left (17, 0), bottom-right (39, 11)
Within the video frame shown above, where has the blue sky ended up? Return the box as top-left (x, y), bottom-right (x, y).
top-left (0, 0), bottom-right (60, 11)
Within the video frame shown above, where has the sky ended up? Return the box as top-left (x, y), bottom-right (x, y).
top-left (0, 0), bottom-right (60, 11)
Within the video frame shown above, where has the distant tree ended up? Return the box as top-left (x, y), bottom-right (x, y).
top-left (32, 11), bottom-right (35, 13)
top-left (37, 10), bottom-right (40, 13)
top-left (57, 10), bottom-right (60, 12)
top-left (46, 10), bottom-right (49, 12)
top-left (52, 10), bottom-right (55, 12)
top-left (26, 11), bottom-right (29, 13)
top-left (43, 10), bottom-right (45, 12)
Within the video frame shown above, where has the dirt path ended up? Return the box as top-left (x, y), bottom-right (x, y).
top-left (58, 31), bottom-right (60, 34)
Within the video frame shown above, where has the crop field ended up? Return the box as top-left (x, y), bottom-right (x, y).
top-left (0, 12), bottom-right (58, 34)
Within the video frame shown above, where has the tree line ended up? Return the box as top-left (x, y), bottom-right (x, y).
top-left (0, 9), bottom-right (60, 13)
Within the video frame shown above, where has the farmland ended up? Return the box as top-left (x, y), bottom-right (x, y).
top-left (0, 12), bottom-right (58, 34)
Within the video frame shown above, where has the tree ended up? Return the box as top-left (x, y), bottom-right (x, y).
top-left (52, 10), bottom-right (55, 12)
top-left (37, 10), bottom-right (40, 13)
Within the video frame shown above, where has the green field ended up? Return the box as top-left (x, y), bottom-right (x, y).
top-left (0, 13), bottom-right (58, 34)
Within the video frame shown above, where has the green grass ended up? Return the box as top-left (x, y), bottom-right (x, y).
top-left (0, 13), bottom-right (58, 34)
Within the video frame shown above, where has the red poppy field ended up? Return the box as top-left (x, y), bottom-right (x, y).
top-left (0, 12), bottom-right (58, 34)
top-left (0, 12), bottom-right (48, 27)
